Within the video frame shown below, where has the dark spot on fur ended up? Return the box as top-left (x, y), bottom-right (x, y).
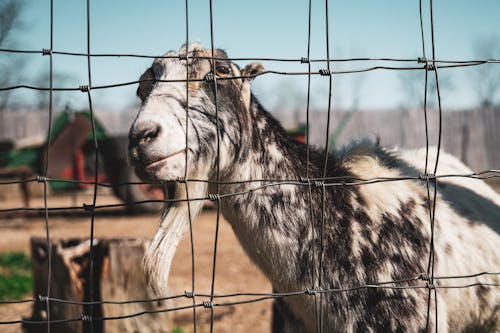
top-left (257, 205), bottom-right (270, 228)
top-left (297, 247), bottom-right (311, 282)
top-left (354, 208), bottom-right (373, 227)
top-left (400, 199), bottom-right (416, 215)
top-left (355, 192), bottom-right (367, 207)
top-left (362, 248), bottom-right (376, 268)
top-left (355, 321), bottom-right (369, 333)
top-left (476, 284), bottom-right (489, 305)
top-left (271, 191), bottom-right (284, 207)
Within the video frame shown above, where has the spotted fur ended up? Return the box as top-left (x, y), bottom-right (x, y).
top-left (128, 43), bottom-right (500, 332)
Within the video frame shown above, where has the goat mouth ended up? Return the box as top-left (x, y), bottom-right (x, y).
top-left (144, 149), bottom-right (186, 171)
top-left (133, 149), bottom-right (186, 185)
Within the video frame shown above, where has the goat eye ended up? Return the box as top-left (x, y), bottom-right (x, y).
top-left (215, 65), bottom-right (230, 75)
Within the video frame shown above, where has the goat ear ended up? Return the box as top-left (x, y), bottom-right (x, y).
top-left (240, 63), bottom-right (265, 83)
top-left (240, 63), bottom-right (264, 110)
top-left (137, 67), bottom-right (155, 102)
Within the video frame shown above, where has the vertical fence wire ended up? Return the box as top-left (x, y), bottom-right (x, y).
top-left (208, 1), bottom-right (222, 332)
top-left (420, 0), bottom-right (444, 331)
top-left (183, 1), bottom-right (198, 332)
top-left (41, 1), bottom-right (55, 331)
top-left (303, 0), bottom-right (320, 332)
top-left (418, 0), bottom-right (434, 330)
top-left (319, 0), bottom-right (334, 331)
top-left (84, 0), bottom-right (99, 331)
top-left (428, 0), bottom-right (443, 330)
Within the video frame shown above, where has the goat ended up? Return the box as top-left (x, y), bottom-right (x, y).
top-left (128, 43), bottom-right (499, 332)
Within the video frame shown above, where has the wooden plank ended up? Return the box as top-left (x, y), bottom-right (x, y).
top-left (25, 237), bottom-right (169, 333)
top-left (100, 239), bottom-right (169, 333)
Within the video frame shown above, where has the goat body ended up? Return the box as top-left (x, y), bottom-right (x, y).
top-left (129, 43), bottom-right (500, 332)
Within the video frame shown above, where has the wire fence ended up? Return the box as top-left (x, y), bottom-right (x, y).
top-left (0, 0), bottom-right (499, 332)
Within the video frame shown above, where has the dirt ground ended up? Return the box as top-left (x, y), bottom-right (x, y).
top-left (1, 179), bottom-right (499, 333)
top-left (0, 190), bottom-right (273, 333)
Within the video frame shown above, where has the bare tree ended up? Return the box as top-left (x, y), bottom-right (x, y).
top-left (472, 36), bottom-right (500, 108)
top-left (33, 70), bottom-right (74, 109)
top-left (0, 0), bottom-right (25, 112)
top-left (0, 0), bottom-right (24, 45)
top-left (398, 70), bottom-right (424, 109)
top-left (398, 68), bottom-right (454, 110)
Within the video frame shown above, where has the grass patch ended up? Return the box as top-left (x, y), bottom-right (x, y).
top-left (171, 328), bottom-right (184, 333)
top-left (0, 252), bottom-right (32, 300)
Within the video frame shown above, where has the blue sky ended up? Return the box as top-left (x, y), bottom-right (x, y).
top-left (3, 0), bottom-right (500, 113)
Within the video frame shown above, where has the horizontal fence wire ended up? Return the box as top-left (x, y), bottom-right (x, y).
top-left (1, 270), bottom-right (499, 305)
top-left (0, 171), bottom-right (499, 214)
top-left (0, 60), bottom-right (499, 92)
top-left (1, 48), bottom-right (500, 64)
top-left (0, 0), bottom-right (499, 331)
top-left (0, 275), bottom-right (498, 324)
top-left (1, 171), bottom-right (499, 214)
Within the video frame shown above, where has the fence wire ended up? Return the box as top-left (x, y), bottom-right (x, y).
top-left (0, 0), bottom-right (499, 332)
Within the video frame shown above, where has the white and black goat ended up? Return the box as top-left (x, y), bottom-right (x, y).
top-left (128, 43), bottom-right (499, 332)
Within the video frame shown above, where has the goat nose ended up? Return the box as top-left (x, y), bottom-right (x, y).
top-left (129, 121), bottom-right (162, 146)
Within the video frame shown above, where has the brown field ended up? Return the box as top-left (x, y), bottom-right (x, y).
top-left (0, 189), bottom-right (272, 333)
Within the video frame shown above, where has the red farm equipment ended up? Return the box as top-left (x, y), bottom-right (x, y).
top-left (0, 110), bottom-right (163, 213)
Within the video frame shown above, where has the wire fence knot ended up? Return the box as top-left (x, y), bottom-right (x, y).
top-left (305, 288), bottom-right (317, 295)
top-left (80, 314), bottom-right (92, 322)
top-left (184, 291), bottom-right (194, 298)
top-left (79, 85), bottom-right (90, 92)
top-left (202, 300), bottom-right (213, 308)
top-left (417, 57), bottom-right (427, 63)
top-left (176, 177), bottom-right (186, 183)
top-left (299, 176), bottom-right (309, 184)
top-left (36, 175), bottom-right (46, 183)
top-left (418, 273), bottom-right (431, 281)
top-left (204, 73), bottom-right (215, 82)
top-left (418, 174), bottom-right (435, 181)
top-left (208, 193), bottom-right (220, 202)
top-left (314, 180), bottom-right (324, 187)
top-left (426, 282), bottom-right (436, 290)
top-left (300, 57), bottom-right (310, 64)
top-left (83, 203), bottom-right (95, 212)
top-left (319, 69), bottom-right (331, 76)
top-left (42, 48), bottom-right (52, 56)
top-left (424, 63), bottom-right (436, 71)
top-left (38, 295), bottom-right (49, 302)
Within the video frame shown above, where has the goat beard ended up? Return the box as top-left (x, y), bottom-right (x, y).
top-left (143, 181), bottom-right (207, 296)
